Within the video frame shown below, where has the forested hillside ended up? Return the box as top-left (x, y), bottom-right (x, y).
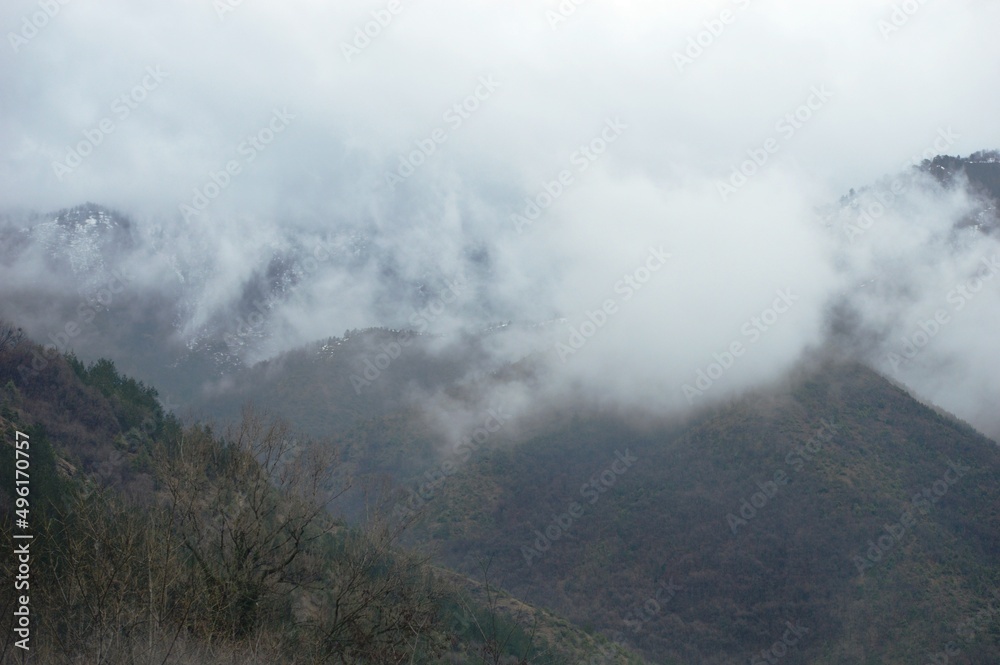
top-left (364, 361), bottom-right (1000, 663)
top-left (0, 322), bottom-right (644, 665)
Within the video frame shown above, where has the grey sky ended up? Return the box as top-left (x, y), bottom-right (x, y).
top-left (1, 0), bottom-right (997, 214)
top-left (2, 0), bottom-right (1000, 437)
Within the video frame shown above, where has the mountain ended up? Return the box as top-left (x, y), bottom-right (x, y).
top-left (0, 201), bottom-right (499, 405)
top-left (0, 325), bottom-right (647, 665)
top-left (0, 202), bottom-right (134, 277)
top-left (2, 151), bottom-right (1000, 663)
top-left (925, 150), bottom-right (1000, 210)
top-left (153, 323), bottom-right (1000, 662)
top-left (823, 151), bottom-right (1000, 238)
top-left (27, 202), bottom-right (135, 273)
top-left (2, 151), bottom-right (998, 420)
top-left (368, 360), bottom-right (1000, 663)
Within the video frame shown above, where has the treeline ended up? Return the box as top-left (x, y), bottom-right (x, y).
top-left (0, 321), bottom-right (578, 665)
top-left (1, 409), bottom-right (448, 662)
top-left (924, 150), bottom-right (1000, 203)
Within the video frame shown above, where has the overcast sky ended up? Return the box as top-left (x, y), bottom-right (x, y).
top-left (2, 0), bottom-right (999, 437)
top-left (2, 0), bottom-right (998, 215)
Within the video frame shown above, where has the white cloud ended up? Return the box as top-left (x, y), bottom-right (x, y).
top-left (2, 0), bottom-right (999, 436)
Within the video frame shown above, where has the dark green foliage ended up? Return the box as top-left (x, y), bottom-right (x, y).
top-left (393, 362), bottom-right (1000, 664)
top-left (0, 322), bottom-right (632, 665)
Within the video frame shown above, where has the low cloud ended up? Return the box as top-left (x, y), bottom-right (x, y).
top-left (1, 0), bottom-right (999, 439)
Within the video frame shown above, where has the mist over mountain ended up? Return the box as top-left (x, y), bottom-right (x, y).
top-left (3, 1), bottom-right (999, 437)
top-left (2, 153), bottom-right (1000, 442)
top-left (2, 1), bottom-right (1000, 662)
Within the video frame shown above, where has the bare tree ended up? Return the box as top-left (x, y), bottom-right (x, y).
top-left (6, 404), bottom-right (451, 664)
top-left (302, 479), bottom-right (448, 664)
top-left (0, 322), bottom-right (24, 352)
top-left (156, 405), bottom-right (343, 640)
top-left (460, 557), bottom-right (542, 665)
top-left (39, 484), bottom-right (151, 665)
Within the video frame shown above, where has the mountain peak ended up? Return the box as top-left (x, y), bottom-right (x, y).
top-left (26, 202), bottom-right (133, 274)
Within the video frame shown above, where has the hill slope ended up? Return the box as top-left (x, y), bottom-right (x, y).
top-left (377, 361), bottom-right (1000, 664)
top-left (0, 325), bottom-right (647, 665)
